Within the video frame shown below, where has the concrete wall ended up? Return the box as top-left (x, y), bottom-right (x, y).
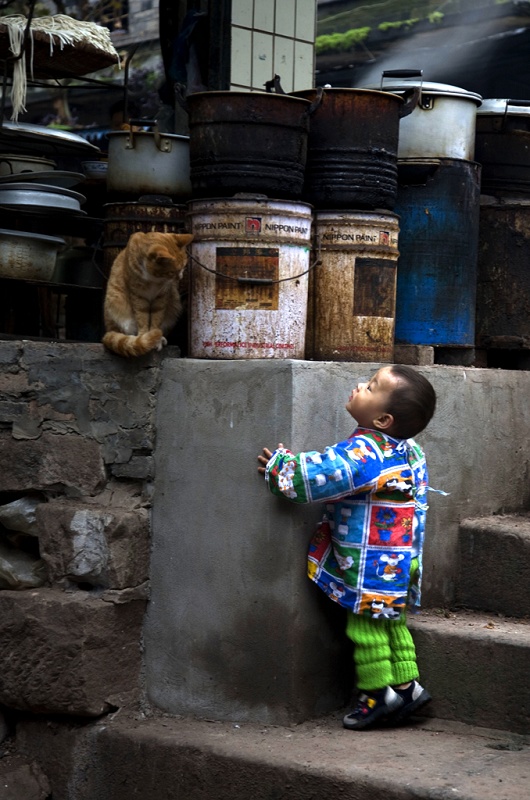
top-left (145, 359), bottom-right (530, 724)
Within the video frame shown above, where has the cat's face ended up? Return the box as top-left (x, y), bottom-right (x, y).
top-left (142, 233), bottom-right (194, 280)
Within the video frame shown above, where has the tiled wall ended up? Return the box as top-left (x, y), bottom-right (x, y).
top-left (231, 0), bottom-right (316, 92)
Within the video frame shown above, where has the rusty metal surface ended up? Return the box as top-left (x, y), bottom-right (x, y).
top-left (102, 202), bottom-right (188, 273)
top-left (187, 92), bottom-right (311, 199)
top-left (394, 159), bottom-right (481, 347)
top-left (293, 88), bottom-right (403, 209)
top-left (476, 200), bottom-right (530, 347)
top-left (475, 126), bottom-right (530, 192)
top-left (188, 199), bottom-right (312, 359)
top-left (309, 211), bottom-right (399, 362)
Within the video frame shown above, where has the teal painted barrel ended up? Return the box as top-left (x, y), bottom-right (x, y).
top-left (394, 158), bottom-right (481, 346)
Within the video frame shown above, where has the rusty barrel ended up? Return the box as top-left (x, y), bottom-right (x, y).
top-left (292, 87), bottom-right (416, 210)
top-left (476, 195), bottom-right (530, 349)
top-left (102, 199), bottom-right (188, 275)
top-left (187, 197), bottom-right (312, 359)
top-left (393, 158), bottom-right (481, 346)
top-left (308, 211), bottom-right (400, 361)
top-left (186, 91), bottom-right (312, 199)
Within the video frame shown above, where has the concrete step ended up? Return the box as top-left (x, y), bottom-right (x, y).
top-left (17, 710), bottom-right (530, 800)
top-left (411, 609), bottom-right (530, 734)
top-left (457, 514), bottom-right (530, 617)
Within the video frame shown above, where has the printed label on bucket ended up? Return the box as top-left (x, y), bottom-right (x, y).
top-left (215, 247), bottom-right (279, 310)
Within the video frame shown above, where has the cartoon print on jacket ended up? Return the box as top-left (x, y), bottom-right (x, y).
top-left (265, 427), bottom-right (429, 618)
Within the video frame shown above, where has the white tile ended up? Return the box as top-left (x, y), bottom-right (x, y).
top-left (252, 31), bottom-right (274, 90)
top-left (232, 0), bottom-right (253, 28)
top-left (295, 0), bottom-right (316, 42)
top-left (276, 0), bottom-right (296, 37)
top-left (272, 36), bottom-right (295, 93)
top-left (231, 26), bottom-right (253, 89)
top-left (254, 0), bottom-right (275, 33)
top-left (293, 39), bottom-right (315, 91)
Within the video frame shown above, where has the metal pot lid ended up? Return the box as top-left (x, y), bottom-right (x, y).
top-left (0, 182), bottom-right (86, 211)
top-left (0, 170), bottom-right (84, 188)
top-left (0, 121), bottom-right (100, 155)
top-left (107, 130), bottom-right (190, 142)
top-left (361, 78), bottom-right (482, 105)
top-left (0, 227), bottom-right (65, 245)
top-left (477, 98), bottom-right (530, 116)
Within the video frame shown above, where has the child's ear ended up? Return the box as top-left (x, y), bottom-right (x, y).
top-left (373, 412), bottom-right (394, 432)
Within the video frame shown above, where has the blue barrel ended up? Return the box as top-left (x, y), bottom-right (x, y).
top-left (394, 158), bottom-right (481, 346)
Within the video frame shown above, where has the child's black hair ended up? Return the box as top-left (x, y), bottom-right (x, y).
top-left (386, 365), bottom-right (436, 439)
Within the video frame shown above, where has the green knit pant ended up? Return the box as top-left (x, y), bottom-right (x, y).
top-left (345, 613), bottom-right (419, 691)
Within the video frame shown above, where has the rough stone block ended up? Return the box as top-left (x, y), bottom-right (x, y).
top-left (0, 757), bottom-right (51, 800)
top-left (111, 456), bottom-right (154, 480)
top-left (0, 588), bottom-right (145, 717)
top-left (0, 432), bottom-right (106, 495)
top-left (37, 501), bottom-right (150, 589)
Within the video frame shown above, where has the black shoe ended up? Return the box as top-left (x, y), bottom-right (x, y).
top-left (389, 680), bottom-right (432, 724)
top-left (342, 686), bottom-right (404, 730)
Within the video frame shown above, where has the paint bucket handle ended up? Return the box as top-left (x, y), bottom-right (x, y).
top-left (187, 248), bottom-right (321, 285)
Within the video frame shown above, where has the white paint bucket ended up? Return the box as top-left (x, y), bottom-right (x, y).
top-left (309, 211), bottom-right (400, 361)
top-left (188, 198), bottom-right (312, 359)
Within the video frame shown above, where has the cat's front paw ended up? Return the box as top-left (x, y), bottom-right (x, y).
top-left (155, 336), bottom-right (168, 351)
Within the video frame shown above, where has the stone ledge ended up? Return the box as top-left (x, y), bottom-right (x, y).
top-left (16, 712), bottom-right (530, 800)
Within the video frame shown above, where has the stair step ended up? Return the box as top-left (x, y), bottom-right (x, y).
top-left (411, 609), bottom-right (530, 734)
top-left (36, 712), bottom-right (529, 800)
top-left (458, 514), bottom-right (530, 617)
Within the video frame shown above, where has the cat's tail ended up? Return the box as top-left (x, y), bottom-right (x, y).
top-left (102, 329), bottom-right (166, 357)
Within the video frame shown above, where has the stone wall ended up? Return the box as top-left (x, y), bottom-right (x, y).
top-left (0, 341), bottom-right (173, 720)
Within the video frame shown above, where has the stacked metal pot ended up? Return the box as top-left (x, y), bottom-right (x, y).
top-left (358, 73), bottom-right (483, 351)
top-left (102, 122), bottom-right (192, 275)
top-left (474, 100), bottom-right (530, 352)
top-left (292, 72), bottom-right (421, 361)
top-left (182, 88), bottom-right (316, 360)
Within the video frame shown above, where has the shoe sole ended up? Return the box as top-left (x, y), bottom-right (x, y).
top-left (390, 689), bottom-right (432, 724)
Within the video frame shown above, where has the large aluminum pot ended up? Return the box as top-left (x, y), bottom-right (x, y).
top-left (475, 99), bottom-right (530, 193)
top-left (361, 72), bottom-right (482, 160)
top-left (107, 122), bottom-right (191, 198)
top-left (0, 228), bottom-right (65, 280)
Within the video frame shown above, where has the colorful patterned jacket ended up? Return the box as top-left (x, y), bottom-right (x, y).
top-left (265, 427), bottom-right (429, 619)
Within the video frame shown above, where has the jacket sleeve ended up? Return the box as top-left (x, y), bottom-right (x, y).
top-left (264, 437), bottom-right (384, 504)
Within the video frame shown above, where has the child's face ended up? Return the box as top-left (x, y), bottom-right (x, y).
top-left (345, 367), bottom-right (399, 430)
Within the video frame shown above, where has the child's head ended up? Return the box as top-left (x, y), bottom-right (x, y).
top-left (346, 364), bottom-right (436, 439)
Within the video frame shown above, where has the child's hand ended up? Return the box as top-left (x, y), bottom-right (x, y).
top-left (257, 443), bottom-right (285, 473)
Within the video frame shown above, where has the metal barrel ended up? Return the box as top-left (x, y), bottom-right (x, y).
top-left (476, 196), bottom-right (530, 349)
top-left (393, 158), bottom-right (481, 346)
top-left (293, 88), bottom-right (405, 210)
top-left (187, 92), bottom-right (311, 200)
top-left (102, 200), bottom-right (188, 275)
top-left (308, 210), bottom-right (400, 361)
top-left (187, 197), bottom-right (312, 359)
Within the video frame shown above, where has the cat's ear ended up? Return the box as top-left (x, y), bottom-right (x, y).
top-left (174, 233), bottom-right (194, 248)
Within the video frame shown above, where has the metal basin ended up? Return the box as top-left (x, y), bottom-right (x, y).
top-left (0, 228), bottom-right (65, 280)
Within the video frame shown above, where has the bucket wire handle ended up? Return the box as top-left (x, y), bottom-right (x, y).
top-left (186, 246), bottom-right (322, 286)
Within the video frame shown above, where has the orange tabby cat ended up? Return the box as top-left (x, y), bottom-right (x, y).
top-left (102, 231), bottom-right (194, 357)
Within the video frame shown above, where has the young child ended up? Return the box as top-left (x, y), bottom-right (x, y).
top-left (257, 364), bottom-right (436, 730)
